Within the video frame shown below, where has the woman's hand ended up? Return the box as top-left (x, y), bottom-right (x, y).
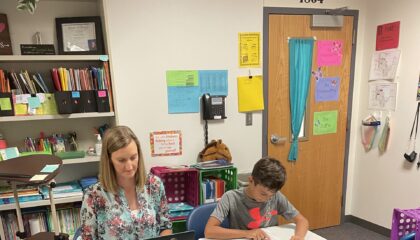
top-left (245, 229), bottom-right (271, 240)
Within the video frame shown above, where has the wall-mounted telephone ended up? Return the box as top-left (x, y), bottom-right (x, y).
top-left (202, 94), bottom-right (227, 120)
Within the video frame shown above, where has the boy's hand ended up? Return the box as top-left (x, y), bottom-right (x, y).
top-left (290, 235), bottom-right (304, 240)
top-left (246, 229), bottom-right (270, 240)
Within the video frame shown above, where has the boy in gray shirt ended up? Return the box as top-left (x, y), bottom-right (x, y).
top-left (205, 157), bottom-right (308, 240)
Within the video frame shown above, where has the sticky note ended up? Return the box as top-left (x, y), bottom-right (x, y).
top-left (28, 97), bottom-right (41, 109)
top-left (98, 90), bottom-right (107, 97)
top-left (0, 98), bottom-right (12, 110)
top-left (14, 104), bottom-right (27, 115)
top-left (72, 91), bottom-right (80, 98)
top-left (40, 164), bottom-right (59, 173)
top-left (30, 174), bottom-right (48, 181)
top-left (99, 55), bottom-right (109, 61)
top-left (0, 147), bottom-right (19, 160)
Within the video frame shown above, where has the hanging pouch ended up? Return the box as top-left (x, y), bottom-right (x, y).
top-left (378, 116), bottom-right (390, 154)
top-left (361, 115), bottom-right (380, 152)
top-left (404, 103), bottom-right (420, 163)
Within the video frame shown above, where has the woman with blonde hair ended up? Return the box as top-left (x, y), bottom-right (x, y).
top-left (81, 126), bottom-right (172, 239)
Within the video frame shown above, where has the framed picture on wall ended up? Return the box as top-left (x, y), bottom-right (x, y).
top-left (0, 13), bottom-right (13, 55)
top-left (55, 16), bottom-right (105, 55)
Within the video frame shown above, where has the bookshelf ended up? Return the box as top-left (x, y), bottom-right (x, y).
top-left (0, 0), bottom-right (114, 238)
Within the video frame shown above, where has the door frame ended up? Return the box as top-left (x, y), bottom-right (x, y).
top-left (262, 7), bottom-right (359, 224)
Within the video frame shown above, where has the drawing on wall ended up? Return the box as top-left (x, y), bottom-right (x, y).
top-left (315, 77), bottom-right (340, 102)
top-left (368, 82), bottom-right (397, 111)
top-left (313, 110), bottom-right (338, 135)
top-left (376, 21), bottom-right (400, 51)
top-left (369, 49), bottom-right (400, 80)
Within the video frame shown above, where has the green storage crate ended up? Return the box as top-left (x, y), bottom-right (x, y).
top-left (199, 166), bottom-right (237, 204)
top-left (172, 219), bottom-right (186, 233)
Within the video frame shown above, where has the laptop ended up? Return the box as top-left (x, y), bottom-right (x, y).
top-left (146, 231), bottom-right (195, 240)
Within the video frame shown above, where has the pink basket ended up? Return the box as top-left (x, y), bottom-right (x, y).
top-left (391, 208), bottom-right (420, 240)
top-left (151, 167), bottom-right (199, 207)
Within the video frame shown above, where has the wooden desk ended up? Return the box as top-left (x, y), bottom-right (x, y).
top-left (199, 223), bottom-right (326, 240)
top-left (0, 155), bottom-right (68, 240)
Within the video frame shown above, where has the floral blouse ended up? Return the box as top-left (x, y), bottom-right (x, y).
top-left (80, 174), bottom-right (172, 240)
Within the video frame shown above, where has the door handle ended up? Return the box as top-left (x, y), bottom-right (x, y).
top-left (270, 134), bottom-right (286, 144)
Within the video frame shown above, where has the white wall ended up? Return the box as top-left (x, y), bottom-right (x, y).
top-left (350, 0), bottom-right (420, 228)
top-left (105, 0), bottom-right (420, 230)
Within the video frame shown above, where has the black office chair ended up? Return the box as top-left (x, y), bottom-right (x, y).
top-left (186, 202), bottom-right (229, 240)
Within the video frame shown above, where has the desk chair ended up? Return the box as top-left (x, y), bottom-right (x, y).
top-left (186, 202), bottom-right (229, 240)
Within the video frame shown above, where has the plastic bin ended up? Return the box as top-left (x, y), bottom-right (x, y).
top-left (198, 166), bottom-right (237, 204)
top-left (391, 208), bottom-right (420, 240)
top-left (150, 167), bottom-right (199, 220)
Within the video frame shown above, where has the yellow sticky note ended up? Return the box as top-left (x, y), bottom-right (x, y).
top-left (237, 76), bottom-right (264, 112)
top-left (0, 98), bottom-right (12, 111)
top-left (14, 104), bottom-right (28, 115)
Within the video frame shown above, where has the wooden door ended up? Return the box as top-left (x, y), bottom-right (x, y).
top-left (267, 14), bottom-right (354, 229)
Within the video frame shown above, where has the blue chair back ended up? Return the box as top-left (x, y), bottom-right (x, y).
top-left (186, 202), bottom-right (229, 240)
top-left (73, 226), bottom-right (82, 240)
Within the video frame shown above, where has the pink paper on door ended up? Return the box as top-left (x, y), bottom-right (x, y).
top-left (317, 40), bottom-right (343, 66)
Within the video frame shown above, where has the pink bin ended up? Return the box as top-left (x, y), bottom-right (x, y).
top-left (391, 208), bottom-right (420, 240)
top-left (151, 166), bottom-right (199, 207)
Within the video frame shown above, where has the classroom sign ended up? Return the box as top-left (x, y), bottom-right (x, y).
top-left (150, 130), bottom-right (182, 157)
top-left (313, 110), bottom-right (338, 135)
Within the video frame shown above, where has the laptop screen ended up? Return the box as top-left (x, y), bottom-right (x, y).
top-left (146, 231), bottom-right (195, 240)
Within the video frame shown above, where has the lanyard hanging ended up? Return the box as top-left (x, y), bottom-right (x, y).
top-left (405, 102), bottom-right (420, 163)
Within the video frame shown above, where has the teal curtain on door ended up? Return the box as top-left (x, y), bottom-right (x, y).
top-left (288, 38), bottom-right (314, 161)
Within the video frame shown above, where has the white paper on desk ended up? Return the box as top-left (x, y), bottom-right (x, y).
top-left (30, 174), bottom-right (48, 181)
top-left (262, 224), bottom-right (327, 240)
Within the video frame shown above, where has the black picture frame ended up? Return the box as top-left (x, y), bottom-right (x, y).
top-left (56, 16), bottom-right (105, 55)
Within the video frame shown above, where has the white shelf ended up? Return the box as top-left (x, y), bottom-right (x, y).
top-left (0, 55), bottom-right (108, 62)
top-left (0, 112), bottom-right (114, 122)
top-left (62, 156), bottom-right (100, 165)
top-left (0, 195), bottom-right (82, 211)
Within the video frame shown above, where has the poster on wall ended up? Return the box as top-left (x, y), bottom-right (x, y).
top-left (0, 14), bottom-right (12, 55)
top-left (166, 70), bottom-right (200, 113)
top-left (313, 110), bottom-right (338, 135)
top-left (239, 32), bottom-right (260, 67)
top-left (369, 49), bottom-right (400, 80)
top-left (315, 77), bottom-right (340, 102)
top-left (150, 130), bottom-right (182, 157)
top-left (368, 82), bottom-right (397, 111)
top-left (317, 40), bottom-right (343, 66)
top-left (376, 21), bottom-right (400, 51)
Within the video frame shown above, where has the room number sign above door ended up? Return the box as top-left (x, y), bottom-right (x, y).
top-left (300, 0), bottom-right (324, 3)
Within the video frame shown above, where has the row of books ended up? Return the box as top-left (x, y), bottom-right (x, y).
top-left (201, 178), bottom-right (226, 204)
top-left (0, 176), bottom-right (98, 205)
top-left (1, 204), bottom-right (81, 240)
top-left (0, 69), bottom-right (49, 94)
top-left (51, 65), bottom-right (110, 92)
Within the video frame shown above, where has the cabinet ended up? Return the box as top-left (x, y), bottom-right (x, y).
top-left (0, 0), bottom-right (115, 239)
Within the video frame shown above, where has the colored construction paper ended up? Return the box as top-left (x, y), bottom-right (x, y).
top-left (199, 70), bottom-right (228, 96)
top-left (167, 86), bottom-right (200, 113)
top-left (315, 77), bottom-right (340, 102)
top-left (237, 75), bottom-right (264, 112)
top-left (313, 110), bottom-right (338, 135)
top-left (166, 70), bottom-right (199, 87)
top-left (376, 21), bottom-right (400, 51)
top-left (0, 98), bottom-right (11, 110)
top-left (317, 40), bottom-right (343, 66)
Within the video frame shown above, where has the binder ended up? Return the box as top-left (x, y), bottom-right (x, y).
top-left (95, 90), bottom-right (110, 112)
top-left (80, 90), bottom-right (97, 112)
top-left (70, 91), bottom-right (83, 113)
top-left (54, 92), bottom-right (72, 114)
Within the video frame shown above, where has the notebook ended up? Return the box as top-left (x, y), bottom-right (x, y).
top-left (147, 231), bottom-right (195, 240)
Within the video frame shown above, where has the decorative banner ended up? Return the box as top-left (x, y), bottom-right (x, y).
top-left (239, 32), bottom-right (260, 67)
top-left (313, 110), bottom-right (338, 135)
top-left (315, 77), bottom-right (340, 102)
top-left (150, 130), bottom-right (182, 157)
top-left (376, 21), bottom-right (400, 51)
top-left (317, 40), bottom-right (343, 66)
top-left (368, 82), bottom-right (397, 111)
top-left (369, 49), bottom-right (400, 80)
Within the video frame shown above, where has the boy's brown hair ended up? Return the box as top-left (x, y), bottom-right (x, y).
top-left (251, 157), bottom-right (286, 191)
